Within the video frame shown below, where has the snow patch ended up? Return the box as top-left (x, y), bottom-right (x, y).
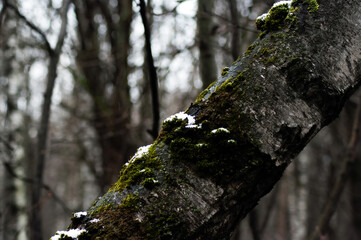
top-left (51, 229), bottom-right (87, 240)
top-left (125, 144), bottom-right (152, 166)
top-left (272, 0), bottom-right (292, 8)
top-left (163, 111), bottom-right (202, 128)
top-left (257, 13), bottom-right (268, 21)
top-left (164, 112), bottom-right (195, 125)
top-left (74, 211), bottom-right (87, 218)
top-left (186, 123), bottom-right (202, 129)
top-left (256, 0), bottom-right (292, 20)
top-left (211, 128), bottom-right (230, 134)
top-left (90, 218), bottom-right (100, 223)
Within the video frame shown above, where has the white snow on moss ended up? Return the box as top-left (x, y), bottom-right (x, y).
top-left (164, 112), bottom-right (196, 126)
top-left (211, 128), bottom-right (230, 134)
top-left (272, 0), bottom-right (292, 8)
top-left (256, 0), bottom-right (292, 20)
top-left (51, 229), bottom-right (87, 240)
top-left (186, 123), bottom-right (202, 129)
top-left (257, 13), bottom-right (268, 21)
top-left (73, 211), bottom-right (87, 218)
top-left (90, 218), bottom-right (100, 223)
top-left (125, 144), bottom-right (152, 166)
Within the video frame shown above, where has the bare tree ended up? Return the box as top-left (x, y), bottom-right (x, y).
top-left (3, 1), bottom-right (72, 239)
top-left (73, 0), bottom-right (135, 192)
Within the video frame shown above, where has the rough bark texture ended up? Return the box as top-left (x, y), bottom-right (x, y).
top-left (54, 1), bottom-right (361, 239)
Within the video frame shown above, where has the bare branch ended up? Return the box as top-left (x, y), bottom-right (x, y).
top-left (139, 0), bottom-right (160, 140)
top-left (55, 0), bottom-right (71, 54)
top-left (6, 2), bottom-right (54, 55)
top-left (0, 0), bottom-right (8, 32)
top-left (0, 144), bottom-right (73, 214)
top-left (207, 11), bottom-right (259, 33)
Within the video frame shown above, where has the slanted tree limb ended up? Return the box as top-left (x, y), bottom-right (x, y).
top-left (53, 1), bottom-right (361, 239)
top-left (6, 1), bottom-right (54, 55)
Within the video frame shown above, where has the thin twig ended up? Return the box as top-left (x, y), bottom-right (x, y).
top-left (0, 0), bottom-right (8, 33)
top-left (6, 2), bottom-right (54, 55)
top-left (139, 0), bottom-right (160, 140)
top-left (206, 11), bottom-right (259, 33)
top-left (309, 95), bottom-right (361, 240)
top-left (0, 152), bottom-right (72, 213)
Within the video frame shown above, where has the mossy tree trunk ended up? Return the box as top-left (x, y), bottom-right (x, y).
top-left (54, 0), bottom-right (361, 239)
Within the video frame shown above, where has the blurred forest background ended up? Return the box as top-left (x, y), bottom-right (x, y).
top-left (0, 0), bottom-right (361, 239)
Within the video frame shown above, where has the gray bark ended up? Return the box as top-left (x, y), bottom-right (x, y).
top-left (54, 1), bottom-right (361, 239)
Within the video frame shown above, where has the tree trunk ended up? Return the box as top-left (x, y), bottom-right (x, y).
top-left (228, 0), bottom-right (240, 61)
top-left (197, 0), bottom-right (218, 88)
top-left (74, 0), bottom-right (134, 192)
top-left (53, 1), bottom-right (361, 239)
top-left (29, 1), bottom-right (70, 239)
top-left (0, 26), bottom-right (17, 240)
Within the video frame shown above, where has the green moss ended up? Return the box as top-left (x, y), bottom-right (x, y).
top-left (157, 78), bottom-right (268, 184)
top-left (265, 54), bottom-right (280, 65)
top-left (245, 44), bottom-right (256, 56)
top-left (293, 0), bottom-right (319, 13)
top-left (195, 89), bottom-right (209, 103)
top-left (221, 67), bottom-right (229, 76)
top-left (247, 31), bottom-right (296, 66)
top-left (109, 143), bottom-right (162, 193)
top-left (85, 208), bottom-right (145, 240)
top-left (255, 0), bottom-right (311, 39)
top-left (215, 76), bottom-right (232, 92)
top-left (121, 194), bottom-right (141, 209)
top-left (146, 211), bottom-right (181, 240)
top-left (217, 72), bottom-right (246, 93)
top-left (255, 2), bottom-right (291, 32)
top-left (141, 177), bottom-right (160, 189)
top-left (194, 81), bottom-right (217, 103)
top-left (232, 56), bottom-right (241, 65)
top-left (88, 194), bottom-right (116, 216)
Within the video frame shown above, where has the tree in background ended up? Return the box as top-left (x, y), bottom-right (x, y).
top-left (197, 0), bottom-right (218, 88)
top-left (72, 0), bottom-right (135, 192)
